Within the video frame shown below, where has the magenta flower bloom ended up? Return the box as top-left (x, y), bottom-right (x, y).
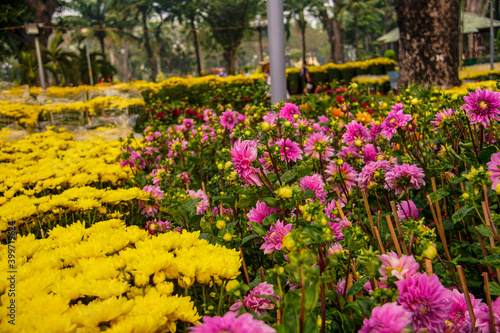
top-left (378, 251), bottom-right (419, 281)
top-left (247, 201), bottom-right (281, 225)
top-left (187, 189), bottom-right (209, 214)
top-left (326, 162), bottom-right (358, 194)
top-left (337, 144), bottom-right (362, 162)
top-left (276, 138), bottom-right (303, 163)
top-left (260, 220), bottom-right (292, 254)
top-left (476, 296), bottom-right (500, 333)
top-left (385, 163), bottom-right (425, 195)
top-left (445, 289), bottom-right (484, 333)
top-left (220, 109), bottom-right (238, 131)
top-left (324, 197), bottom-right (347, 221)
top-left (279, 103), bottom-right (301, 122)
top-left (396, 200), bottom-right (420, 220)
top-left (231, 139), bottom-right (262, 186)
top-left (430, 108), bottom-right (455, 131)
top-left (230, 282), bottom-right (279, 316)
top-left (327, 243), bottom-right (344, 255)
top-left (462, 88), bottom-right (500, 127)
top-left (360, 302), bottom-right (411, 333)
top-left (336, 277), bottom-right (346, 296)
top-left (357, 160), bottom-right (392, 190)
top-left (140, 185), bottom-right (164, 217)
top-left (146, 220), bottom-right (172, 235)
top-left (342, 120), bottom-right (371, 144)
top-left (380, 103), bottom-right (412, 141)
top-left (182, 118), bottom-right (194, 131)
top-left (180, 171), bottom-right (191, 184)
top-left (396, 273), bottom-right (450, 333)
top-left (304, 132), bottom-right (334, 159)
top-left (189, 311), bottom-right (275, 333)
top-left (300, 173), bottom-right (327, 203)
top-left (487, 152), bottom-right (500, 191)
top-left (361, 144), bottom-right (380, 163)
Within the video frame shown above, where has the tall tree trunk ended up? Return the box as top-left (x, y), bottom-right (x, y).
top-left (190, 17), bottom-right (202, 76)
top-left (26, 0), bottom-right (57, 46)
top-left (394, 0), bottom-right (460, 88)
top-left (98, 36), bottom-right (106, 59)
top-left (156, 50), bottom-right (162, 77)
top-left (318, 9), bottom-right (344, 63)
top-left (353, 8), bottom-right (359, 59)
top-left (257, 26), bottom-right (263, 61)
top-left (141, 10), bottom-right (156, 81)
top-left (122, 40), bottom-right (128, 81)
top-left (224, 48), bottom-right (236, 75)
top-left (300, 18), bottom-right (307, 62)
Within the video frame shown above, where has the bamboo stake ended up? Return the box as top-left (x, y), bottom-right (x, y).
top-left (426, 195), bottom-right (452, 261)
top-left (373, 226), bottom-right (385, 254)
top-left (370, 276), bottom-right (379, 290)
top-left (424, 259), bottom-right (433, 277)
top-left (259, 267), bottom-right (266, 282)
top-left (476, 229), bottom-right (495, 274)
top-left (351, 259), bottom-right (364, 298)
top-left (239, 248), bottom-right (250, 284)
top-left (346, 274), bottom-right (354, 303)
top-left (482, 202), bottom-right (500, 284)
top-left (483, 272), bottom-right (497, 333)
top-left (457, 265), bottom-right (477, 332)
top-left (335, 200), bottom-right (346, 221)
top-left (386, 215), bottom-right (403, 257)
top-left (440, 173), bottom-right (447, 213)
top-left (361, 189), bottom-right (375, 235)
top-left (390, 201), bottom-right (408, 254)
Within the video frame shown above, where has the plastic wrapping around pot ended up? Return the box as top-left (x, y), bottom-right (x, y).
top-left (355, 68), bottom-right (370, 76)
top-left (327, 68), bottom-right (342, 82)
top-left (341, 68), bottom-right (356, 83)
top-left (311, 71), bottom-right (327, 88)
top-left (287, 72), bottom-right (301, 95)
top-left (370, 65), bottom-right (384, 75)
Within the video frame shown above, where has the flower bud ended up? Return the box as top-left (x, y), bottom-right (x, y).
top-left (282, 233), bottom-right (296, 252)
top-left (223, 233), bottom-right (233, 242)
top-left (462, 193), bottom-right (470, 199)
top-left (276, 186), bottom-right (293, 199)
top-left (135, 273), bottom-right (150, 287)
top-left (244, 130), bottom-right (251, 136)
top-left (225, 279), bottom-right (240, 293)
top-left (422, 244), bottom-right (437, 260)
top-left (153, 271), bottom-right (166, 285)
top-left (261, 121), bottom-right (271, 132)
top-left (216, 220), bottom-right (226, 230)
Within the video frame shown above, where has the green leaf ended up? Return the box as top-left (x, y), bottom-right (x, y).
top-left (262, 213), bottom-right (280, 226)
top-left (476, 225), bottom-right (494, 238)
top-left (297, 159), bottom-right (314, 178)
top-left (281, 291), bottom-right (300, 333)
top-left (480, 254), bottom-right (500, 268)
top-left (236, 196), bottom-right (257, 209)
top-left (303, 189), bottom-right (316, 200)
top-left (261, 197), bottom-right (279, 207)
top-left (182, 198), bottom-right (202, 217)
top-left (240, 234), bottom-right (258, 246)
top-left (346, 276), bottom-right (370, 298)
top-left (452, 206), bottom-right (474, 223)
top-left (280, 169), bottom-right (297, 185)
top-left (304, 279), bottom-right (320, 312)
top-left (489, 282), bottom-right (500, 296)
top-left (429, 188), bottom-right (449, 203)
top-left (479, 145), bottom-right (499, 163)
top-left (458, 256), bottom-right (479, 265)
top-left (249, 222), bottom-right (268, 237)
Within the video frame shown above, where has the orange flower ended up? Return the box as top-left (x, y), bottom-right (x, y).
top-left (299, 104), bottom-right (309, 111)
top-left (356, 112), bottom-right (373, 124)
top-left (330, 107), bottom-right (344, 117)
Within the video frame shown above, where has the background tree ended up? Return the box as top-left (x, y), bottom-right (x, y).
top-left (0, 1), bottom-right (34, 62)
top-left (284, 0), bottom-right (313, 63)
top-left (26, 0), bottom-right (59, 46)
top-left (311, 0), bottom-right (345, 63)
top-left (394, 0), bottom-right (461, 88)
top-left (203, 0), bottom-right (262, 74)
top-left (42, 33), bottom-right (78, 86)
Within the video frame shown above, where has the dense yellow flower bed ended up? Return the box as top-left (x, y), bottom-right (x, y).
top-left (352, 75), bottom-right (390, 86)
top-left (0, 130), bottom-right (137, 231)
top-left (442, 80), bottom-right (499, 95)
top-left (0, 219), bottom-right (241, 332)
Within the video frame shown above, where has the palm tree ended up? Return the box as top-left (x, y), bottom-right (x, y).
top-left (42, 33), bottom-right (78, 86)
top-left (14, 50), bottom-right (56, 86)
top-left (285, 0), bottom-right (314, 63)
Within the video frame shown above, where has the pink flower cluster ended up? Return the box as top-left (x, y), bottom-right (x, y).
top-left (230, 282), bottom-right (279, 316)
top-left (187, 189), bottom-right (209, 214)
top-left (231, 139), bottom-right (262, 186)
top-left (260, 220), bottom-right (292, 254)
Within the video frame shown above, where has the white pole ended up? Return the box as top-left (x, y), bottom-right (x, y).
top-left (34, 37), bottom-right (46, 92)
top-left (86, 38), bottom-right (94, 85)
top-left (267, 0), bottom-right (287, 104)
top-left (491, 0), bottom-right (495, 70)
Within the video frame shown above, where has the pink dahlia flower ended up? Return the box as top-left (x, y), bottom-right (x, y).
top-left (182, 118), bottom-right (194, 131)
top-left (487, 152), bottom-right (500, 191)
top-left (247, 201), bottom-right (281, 225)
top-left (230, 282), bottom-right (279, 316)
top-left (385, 163), bottom-right (425, 195)
top-left (360, 302), bottom-right (411, 333)
top-left (357, 160), bottom-right (392, 190)
top-left (361, 144), bottom-right (380, 163)
top-left (380, 103), bottom-right (412, 141)
top-left (304, 132), bottom-right (334, 160)
top-left (140, 185), bottom-right (164, 217)
top-left (187, 189), bottom-right (209, 215)
top-left (300, 173), bottom-right (327, 203)
top-left (476, 296), bottom-right (500, 333)
top-left (445, 289), bottom-right (484, 333)
top-left (430, 108), bottom-right (455, 131)
top-left (337, 144), bottom-right (362, 162)
top-left (326, 162), bottom-right (358, 194)
top-left (342, 120), bottom-right (371, 144)
top-left (231, 139), bottom-right (262, 186)
top-left (220, 109), bottom-right (238, 131)
top-left (188, 311), bottom-right (275, 333)
top-left (396, 200), bottom-right (420, 220)
top-left (279, 103), bottom-right (301, 122)
top-left (396, 273), bottom-right (450, 333)
top-left (276, 138), bottom-right (303, 163)
top-left (260, 220), bottom-right (292, 254)
top-left (146, 220), bottom-right (171, 235)
top-left (378, 251), bottom-right (419, 281)
top-left (462, 88), bottom-right (500, 127)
